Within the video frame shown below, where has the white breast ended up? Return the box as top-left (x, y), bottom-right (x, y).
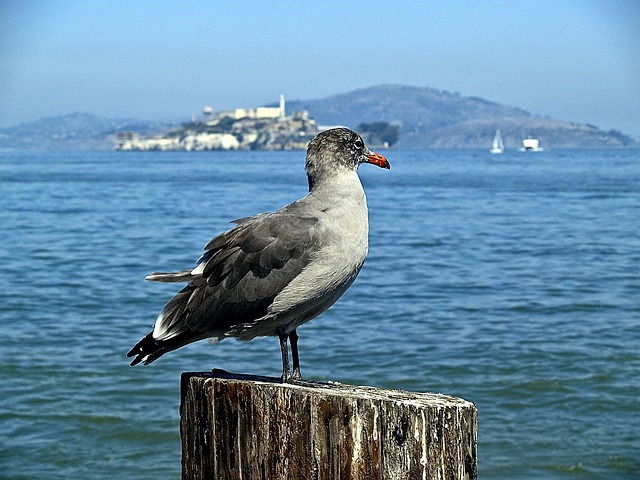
top-left (270, 170), bottom-right (369, 324)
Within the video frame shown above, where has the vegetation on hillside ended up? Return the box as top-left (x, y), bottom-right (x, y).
top-left (356, 121), bottom-right (400, 147)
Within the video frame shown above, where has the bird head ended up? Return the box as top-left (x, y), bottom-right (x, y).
top-left (305, 128), bottom-right (390, 187)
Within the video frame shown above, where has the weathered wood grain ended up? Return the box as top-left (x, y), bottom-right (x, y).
top-left (181, 371), bottom-right (477, 480)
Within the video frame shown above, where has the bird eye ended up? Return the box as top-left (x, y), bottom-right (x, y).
top-left (354, 139), bottom-right (364, 149)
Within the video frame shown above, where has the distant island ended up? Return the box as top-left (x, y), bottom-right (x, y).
top-left (0, 84), bottom-right (636, 151)
top-left (116, 96), bottom-right (319, 151)
top-left (281, 85), bottom-right (637, 149)
top-left (115, 96), bottom-right (401, 152)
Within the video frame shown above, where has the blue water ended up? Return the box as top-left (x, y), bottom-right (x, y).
top-left (1, 148), bottom-right (638, 479)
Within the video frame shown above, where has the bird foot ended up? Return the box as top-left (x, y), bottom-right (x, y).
top-left (281, 366), bottom-right (304, 383)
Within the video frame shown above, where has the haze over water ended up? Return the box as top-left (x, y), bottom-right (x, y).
top-left (1, 148), bottom-right (638, 479)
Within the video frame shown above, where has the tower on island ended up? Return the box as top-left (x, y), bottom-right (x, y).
top-left (279, 94), bottom-right (286, 118)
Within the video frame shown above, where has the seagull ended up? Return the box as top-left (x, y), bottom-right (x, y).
top-left (127, 127), bottom-right (390, 381)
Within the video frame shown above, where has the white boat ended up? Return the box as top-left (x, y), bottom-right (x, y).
top-left (490, 129), bottom-right (504, 154)
top-left (520, 137), bottom-right (543, 152)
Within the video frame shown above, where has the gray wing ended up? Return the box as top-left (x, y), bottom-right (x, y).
top-left (151, 207), bottom-right (322, 342)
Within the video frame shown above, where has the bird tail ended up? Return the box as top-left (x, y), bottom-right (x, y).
top-left (127, 333), bottom-right (167, 366)
top-left (131, 272), bottom-right (207, 366)
top-left (145, 270), bottom-right (194, 282)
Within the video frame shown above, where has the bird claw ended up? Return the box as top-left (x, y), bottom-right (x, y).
top-left (280, 369), bottom-right (303, 384)
top-left (291, 368), bottom-right (303, 382)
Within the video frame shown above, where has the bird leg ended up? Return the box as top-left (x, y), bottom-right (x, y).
top-left (278, 329), bottom-right (303, 382)
top-left (278, 331), bottom-right (291, 382)
top-left (289, 330), bottom-right (303, 381)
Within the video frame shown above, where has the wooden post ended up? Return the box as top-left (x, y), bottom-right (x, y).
top-left (181, 371), bottom-right (477, 480)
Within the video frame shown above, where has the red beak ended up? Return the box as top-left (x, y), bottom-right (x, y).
top-left (366, 152), bottom-right (390, 169)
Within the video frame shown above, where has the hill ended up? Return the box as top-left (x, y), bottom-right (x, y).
top-left (0, 113), bottom-right (175, 151)
top-left (1, 86), bottom-right (636, 150)
top-left (279, 84), bottom-right (636, 148)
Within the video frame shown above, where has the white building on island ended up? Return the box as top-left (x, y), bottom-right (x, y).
top-left (216, 94), bottom-right (286, 120)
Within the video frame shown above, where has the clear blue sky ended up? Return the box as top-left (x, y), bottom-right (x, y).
top-left (2, 0), bottom-right (639, 138)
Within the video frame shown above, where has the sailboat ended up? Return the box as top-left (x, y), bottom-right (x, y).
top-left (490, 129), bottom-right (504, 154)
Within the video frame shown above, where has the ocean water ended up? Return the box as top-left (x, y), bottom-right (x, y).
top-left (0, 148), bottom-right (638, 479)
